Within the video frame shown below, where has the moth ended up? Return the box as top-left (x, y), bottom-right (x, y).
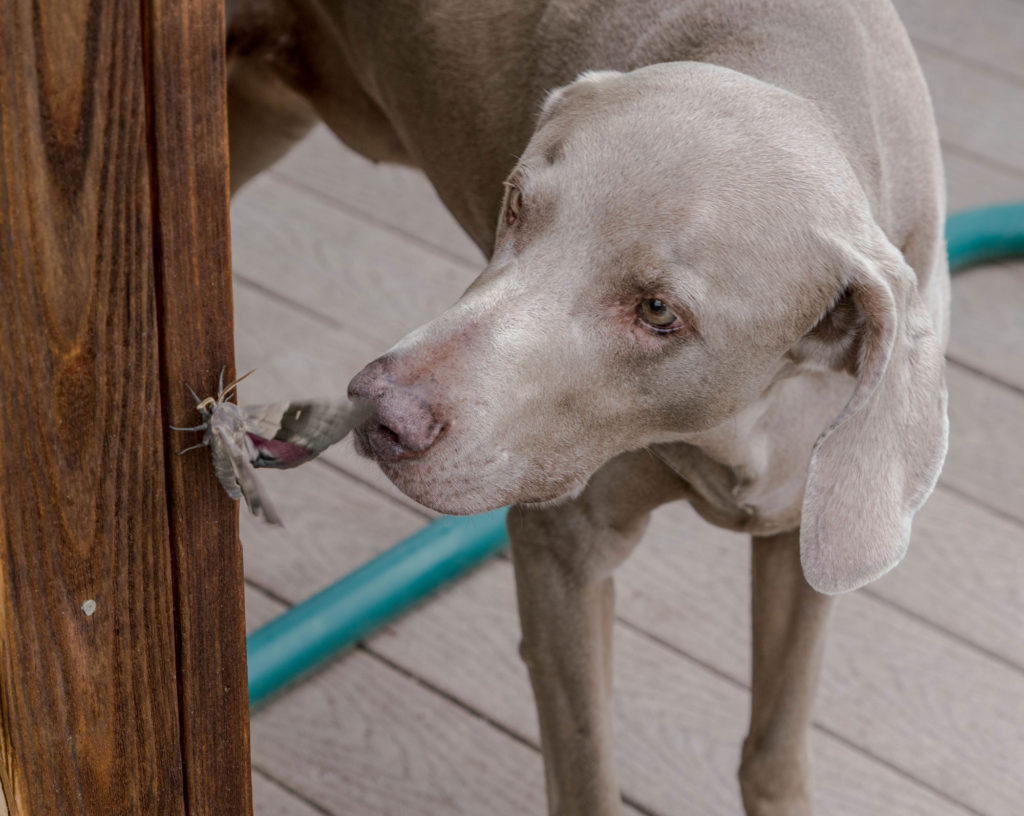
top-left (173, 368), bottom-right (363, 525)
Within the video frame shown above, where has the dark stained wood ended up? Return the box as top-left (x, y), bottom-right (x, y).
top-left (0, 0), bottom-right (251, 813)
top-left (0, 0), bottom-right (187, 811)
top-left (144, 0), bottom-right (254, 812)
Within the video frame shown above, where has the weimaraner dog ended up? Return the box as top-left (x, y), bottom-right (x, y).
top-left (227, 0), bottom-right (949, 812)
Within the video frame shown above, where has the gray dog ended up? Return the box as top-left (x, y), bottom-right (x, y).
top-left (228, 1), bottom-right (949, 813)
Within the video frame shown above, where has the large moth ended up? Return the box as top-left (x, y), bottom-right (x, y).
top-left (173, 369), bottom-right (363, 525)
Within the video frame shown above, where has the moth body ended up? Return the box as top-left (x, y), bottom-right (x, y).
top-left (204, 401), bottom-right (257, 501)
top-left (173, 368), bottom-right (361, 525)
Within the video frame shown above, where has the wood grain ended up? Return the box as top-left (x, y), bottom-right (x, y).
top-left (0, 0), bottom-right (251, 812)
top-left (0, 0), bottom-right (186, 812)
top-left (144, 0), bottom-right (254, 812)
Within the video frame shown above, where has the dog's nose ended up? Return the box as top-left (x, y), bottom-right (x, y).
top-left (347, 358), bottom-right (446, 462)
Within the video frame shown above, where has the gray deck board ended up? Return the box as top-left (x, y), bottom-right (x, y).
top-left (233, 4), bottom-right (1024, 813)
top-left (948, 261), bottom-right (1024, 389)
top-left (897, 0), bottom-right (1024, 83)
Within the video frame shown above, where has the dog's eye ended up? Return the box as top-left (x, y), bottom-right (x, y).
top-left (638, 298), bottom-right (681, 332)
top-left (505, 186), bottom-right (523, 226)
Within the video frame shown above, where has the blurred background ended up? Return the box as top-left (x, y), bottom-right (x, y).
top-left (230, 2), bottom-right (1024, 813)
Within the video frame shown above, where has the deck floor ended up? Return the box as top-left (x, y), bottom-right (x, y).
top-left (229, 2), bottom-right (1024, 813)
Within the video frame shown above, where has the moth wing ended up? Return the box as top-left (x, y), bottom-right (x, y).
top-left (242, 400), bottom-right (364, 469)
top-left (212, 424), bottom-right (283, 526)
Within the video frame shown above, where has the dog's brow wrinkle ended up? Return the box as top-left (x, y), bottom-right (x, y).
top-left (543, 140), bottom-right (564, 165)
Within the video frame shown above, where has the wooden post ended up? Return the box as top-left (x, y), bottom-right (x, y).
top-left (0, 0), bottom-right (253, 813)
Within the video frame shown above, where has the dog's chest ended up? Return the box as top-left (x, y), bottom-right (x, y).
top-left (651, 439), bottom-right (807, 536)
top-left (650, 373), bottom-right (851, 536)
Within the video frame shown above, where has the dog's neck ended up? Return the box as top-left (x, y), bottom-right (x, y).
top-left (650, 365), bottom-right (855, 537)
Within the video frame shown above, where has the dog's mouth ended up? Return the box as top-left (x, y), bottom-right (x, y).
top-left (352, 421), bottom-right (585, 513)
top-left (351, 424), bottom-right (375, 459)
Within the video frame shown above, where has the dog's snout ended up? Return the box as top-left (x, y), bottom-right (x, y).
top-left (348, 358), bottom-right (446, 462)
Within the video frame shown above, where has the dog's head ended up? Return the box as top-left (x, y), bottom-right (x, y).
top-left (348, 64), bottom-right (947, 594)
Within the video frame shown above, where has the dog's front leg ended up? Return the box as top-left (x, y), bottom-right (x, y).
top-left (740, 529), bottom-right (834, 816)
top-left (509, 452), bottom-right (688, 816)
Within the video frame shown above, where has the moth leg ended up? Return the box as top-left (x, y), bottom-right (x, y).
top-left (169, 423), bottom-right (209, 432)
top-left (176, 441), bottom-right (209, 455)
top-left (217, 366), bottom-right (226, 396)
top-left (186, 383), bottom-right (203, 404)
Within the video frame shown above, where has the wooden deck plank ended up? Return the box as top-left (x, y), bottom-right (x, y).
top-left (367, 557), bottom-right (975, 816)
top-left (917, 48), bottom-right (1024, 176)
top-left (270, 127), bottom-right (483, 267)
top-left (948, 261), bottom-right (1024, 390)
top-left (943, 364), bottom-right (1024, 525)
top-left (244, 586), bottom-right (552, 816)
top-left (619, 501), bottom-right (1024, 816)
top-left (872, 484), bottom-right (1024, 670)
top-left (944, 147), bottom-right (1024, 211)
top-left (251, 652), bottom-right (549, 816)
top-left (252, 771), bottom-right (326, 816)
top-left (897, 0), bottom-right (1024, 83)
top-left (230, 173), bottom-right (475, 352)
top-left (238, 458), bottom-right (426, 600)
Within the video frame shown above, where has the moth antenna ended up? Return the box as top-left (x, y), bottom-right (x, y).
top-left (177, 441), bottom-right (208, 456)
top-left (219, 367), bottom-right (257, 402)
top-left (197, 397), bottom-right (216, 413)
top-left (185, 383), bottom-right (202, 404)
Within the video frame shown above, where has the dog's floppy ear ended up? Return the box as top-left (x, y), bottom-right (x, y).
top-left (799, 230), bottom-right (948, 595)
